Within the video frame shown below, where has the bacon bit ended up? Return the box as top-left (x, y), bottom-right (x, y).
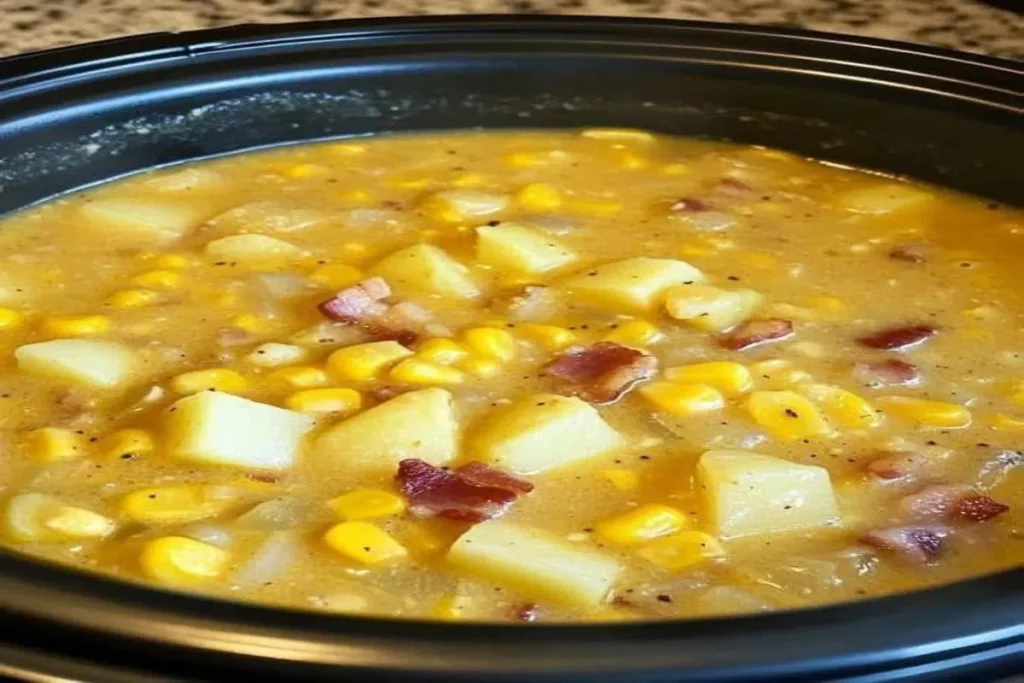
top-left (514, 603), bottom-right (540, 623)
top-left (246, 471), bottom-right (282, 484)
top-left (715, 178), bottom-right (754, 198)
top-left (853, 359), bottom-right (921, 387)
top-left (898, 484), bottom-right (974, 520)
top-left (857, 325), bottom-right (936, 350)
top-left (860, 525), bottom-right (948, 564)
top-left (867, 450), bottom-right (927, 480)
top-left (545, 342), bottom-right (658, 404)
top-left (317, 277), bottom-right (419, 347)
top-left (888, 244), bottom-right (930, 263)
top-left (670, 198), bottom-right (713, 212)
top-left (720, 318), bottom-right (793, 351)
top-left (396, 459), bottom-right (534, 524)
top-left (954, 496), bottom-right (1009, 522)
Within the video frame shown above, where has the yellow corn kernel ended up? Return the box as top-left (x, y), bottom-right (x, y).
top-left (517, 323), bottom-right (576, 350)
top-left (390, 358), bottom-right (465, 385)
top-left (286, 387), bottom-right (362, 414)
top-left (568, 198), bottom-right (622, 217)
top-left (807, 295), bottom-right (845, 317)
top-left (420, 229), bottom-right (442, 240)
top-left (120, 485), bottom-right (234, 525)
top-left (140, 536), bottom-right (230, 585)
top-left (171, 368), bottom-right (248, 395)
top-left (989, 413), bottom-right (1024, 429)
top-left (745, 390), bottom-right (836, 440)
top-left (415, 338), bottom-right (469, 365)
top-left (328, 341), bottom-right (414, 381)
top-left (30, 427), bottom-right (86, 463)
top-left (131, 269), bottom-right (182, 289)
top-left (390, 177), bottom-right (431, 190)
top-left (750, 359), bottom-right (812, 389)
top-left (43, 505), bottom-right (116, 539)
top-left (619, 152), bottom-right (650, 170)
top-left (285, 163), bottom-right (326, 178)
top-left (329, 489), bottom-right (406, 520)
top-left (680, 243), bottom-right (717, 258)
top-left (0, 308), bottom-right (24, 329)
top-left (661, 163), bottom-right (690, 175)
top-left (665, 362), bottom-right (753, 395)
top-left (601, 469), bottom-right (639, 492)
top-left (106, 289), bottom-right (160, 309)
top-left (462, 327), bottom-right (516, 362)
top-left (504, 152), bottom-right (542, 168)
top-left (329, 142), bottom-right (366, 156)
top-left (152, 253), bottom-right (192, 269)
top-left (458, 355), bottom-right (503, 379)
top-left (267, 366), bottom-right (330, 389)
top-left (735, 252), bottom-right (779, 269)
top-left (875, 396), bottom-right (972, 429)
top-left (637, 531), bottom-right (726, 571)
top-left (515, 183), bottom-right (563, 211)
top-left (604, 320), bottom-right (663, 348)
top-left (451, 172), bottom-right (487, 188)
top-left (339, 189), bottom-right (374, 203)
top-left (800, 384), bottom-right (880, 430)
top-left (323, 521), bottom-right (408, 565)
top-left (639, 382), bottom-right (725, 417)
top-left (399, 521), bottom-right (458, 555)
top-left (338, 241), bottom-right (370, 259)
top-left (309, 263), bottom-right (363, 290)
top-left (40, 314), bottom-right (111, 338)
top-left (595, 504), bottom-right (689, 546)
top-left (432, 594), bottom-right (473, 620)
top-left (580, 128), bottom-right (654, 143)
top-left (104, 428), bottom-right (155, 459)
top-left (230, 314), bottom-right (271, 334)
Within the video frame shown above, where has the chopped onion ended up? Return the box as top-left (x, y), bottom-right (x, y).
top-left (234, 531), bottom-right (300, 586)
top-left (677, 211), bottom-right (737, 232)
top-left (234, 497), bottom-right (320, 531)
top-left (522, 215), bottom-right (576, 235)
top-left (343, 208), bottom-right (402, 229)
top-left (252, 272), bottom-right (314, 300)
top-left (184, 524), bottom-right (234, 549)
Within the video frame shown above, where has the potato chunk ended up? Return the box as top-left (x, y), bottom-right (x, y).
top-left (15, 339), bottom-right (137, 389)
top-left (476, 222), bottom-right (576, 274)
top-left (664, 285), bottom-right (763, 331)
top-left (208, 201), bottom-right (326, 233)
top-left (315, 388), bottom-right (457, 472)
top-left (79, 198), bottom-right (210, 244)
top-left (471, 394), bottom-right (623, 475)
top-left (559, 257), bottom-right (705, 312)
top-left (204, 234), bottom-right (307, 266)
top-left (698, 450), bottom-right (840, 538)
top-left (166, 392), bottom-right (315, 470)
top-left (448, 519), bottom-right (621, 607)
top-left (373, 244), bottom-right (481, 299)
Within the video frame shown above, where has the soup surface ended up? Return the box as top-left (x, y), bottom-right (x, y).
top-left (0, 130), bottom-right (1020, 622)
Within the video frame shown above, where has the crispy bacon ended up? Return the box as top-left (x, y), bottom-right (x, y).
top-left (720, 318), bottom-right (793, 351)
top-left (317, 277), bottom-right (419, 346)
top-left (955, 496), bottom-right (1010, 522)
top-left (853, 359), bottom-right (921, 387)
top-left (545, 342), bottom-right (658, 404)
top-left (670, 198), bottom-right (713, 212)
top-left (396, 459), bottom-right (534, 524)
top-left (860, 525), bottom-right (948, 564)
top-left (857, 325), bottom-right (936, 350)
top-left (888, 244), bottom-right (929, 263)
top-left (866, 450), bottom-right (928, 481)
top-left (898, 484), bottom-right (974, 520)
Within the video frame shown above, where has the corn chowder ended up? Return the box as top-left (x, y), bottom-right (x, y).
top-left (0, 129), bottom-right (1020, 622)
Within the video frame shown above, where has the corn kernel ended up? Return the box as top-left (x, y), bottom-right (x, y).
top-left (680, 243), bottom-right (717, 258)
top-left (328, 341), bottom-right (414, 381)
top-left (104, 428), bottom-right (155, 459)
top-left (451, 172), bottom-right (487, 188)
top-left (106, 289), bottom-right (160, 309)
top-left (323, 521), bottom-right (407, 565)
top-left (140, 536), bottom-right (230, 585)
top-left (390, 177), bottom-right (431, 190)
top-left (310, 263), bottom-right (363, 290)
top-left (30, 427), bottom-right (86, 463)
top-left (415, 338), bottom-right (469, 365)
top-left (43, 506), bottom-right (116, 539)
top-left (807, 296), bottom-right (845, 317)
top-left (339, 242), bottom-right (369, 259)
top-left (329, 489), bottom-right (406, 520)
top-left (504, 152), bottom-right (541, 168)
top-left (604, 320), bottom-right (663, 348)
top-left (399, 521), bottom-right (458, 555)
top-left (875, 396), bottom-right (972, 429)
top-left (171, 368), bottom-right (248, 395)
top-left (517, 323), bottom-right (576, 350)
top-left (801, 384), bottom-right (880, 430)
top-left (745, 390), bottom-right (835, 440)
top-left (268, 366), bottom-right (329, 388)
top-left (596, 504), bottom-right (689, 546)
top-left (619, 152), bottom-right (650, 170)
top-left (390, 358), bottom-right (465, 385)
top-left (0, 308), bottom-right (24, 329)
top-left (152, 253), bottom-right (192, 269)
top-left (432, 594), bottom-right (473, 620)
top-left (286, 387), bottom-right (362, 414)
top-left (639, 382), bottom-right (725, 417)
top-left (285, 163), bottom-right (326, 178)
top-left (665, 362), bottom-right (753, 395)
top-left (515, 183), bottom-right (563, 211)
top-left (568, 198), bottom-right (622, 217)
top-left (230, 314), bottom-right (271, 334)
top-left (750, 359), bottom-right (812, 389)
top-left (131, 269), bottom-right (182, 289)
top-left (462, 327), bottom-right (516, 362)
top-left (120, 485), bottom-right (234, 525)
top-left (637, 531), bottom-right (726, 571)
top-left (40, 314), bottom-right (111, 338)
top-left (989, 413), bottom-right (1024, 429)
top-left (735, 252), bottom-right (779, 269)
top-left (661, 163), bottom-right (690, 175)
top-left (339, 189), bottom-right (374, 203)
top-left (601, 469), bottom-right (639, 492)
top-left (458, 355), bottom-right (503, 379)
top-left (580, 128), bottom-right (654, 143)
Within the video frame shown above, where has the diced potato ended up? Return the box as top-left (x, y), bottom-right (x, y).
top-left (698, 450), bottom-right (840, 538)
top-left (471, 394), bottom-right (623, 475)
top-left (838, 184), bottom-right (932, 214)
top-left (79, 198), bottom-right (210, 244)
top-left (373, 244), bottom-right (481, 299)
top-left (204, 234), bottom-right (307, 266)
top-left (314, 388), bottom-right (457, 472)
top-left (422, 189), bottom-right (509, 222)
top-left (476, 222), bottom-right (576, 274)
top-left (15, 339), bottom-right (137, 389)
top-left (664, 285), bottom-right (763, 331)
top-left (166, 391), bottom-right (315, 470)
top-left (5, 493), bottom-right (115, 542)
top-left (560, 258), bottom-right (705, 312)
top-left (208, 201), bottom-right (326, 233)
top-left (448, 519), bottom-right (621, 607)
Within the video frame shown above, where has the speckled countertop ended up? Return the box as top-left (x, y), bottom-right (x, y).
top-left (0, 0), bottom-right (1020, 59)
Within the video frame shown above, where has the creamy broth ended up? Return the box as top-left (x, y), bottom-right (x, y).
top-left (0, 130), bottom-right (1020, 622)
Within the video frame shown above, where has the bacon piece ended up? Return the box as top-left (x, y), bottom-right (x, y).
top-left (715, 178), bottom-right (754, 198)
top-left (396, 459), bottom-right (534, 524)
top-left (317, 277), bottom-right (391, 323)
top-left (545, 342), bottom-right (658, 404)
top-left (860, 525), bottom-right (948, 564)
top-left (857, 325), bottom-right (936, 350)
top-left (954, 496), bottom-right (1009, 522)
top-left (898, 484), bottom-right (974, 520)
top-left (670, 198), bottom-right (713, 212)
top-left (866, 450), bottom-right (928, 480)
top-left (853, 359), bottom-right (921, 387)
top-left (888, 245), bottom-right (929, 263)
top-left (720, 318), bottom-right (793, 351)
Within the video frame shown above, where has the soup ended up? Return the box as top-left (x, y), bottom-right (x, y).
top-left (0, 130), bottom-right (1019, 622)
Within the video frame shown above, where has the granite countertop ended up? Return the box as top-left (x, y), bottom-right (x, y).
top-left (0, 0), bottom-right (1020, 59)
